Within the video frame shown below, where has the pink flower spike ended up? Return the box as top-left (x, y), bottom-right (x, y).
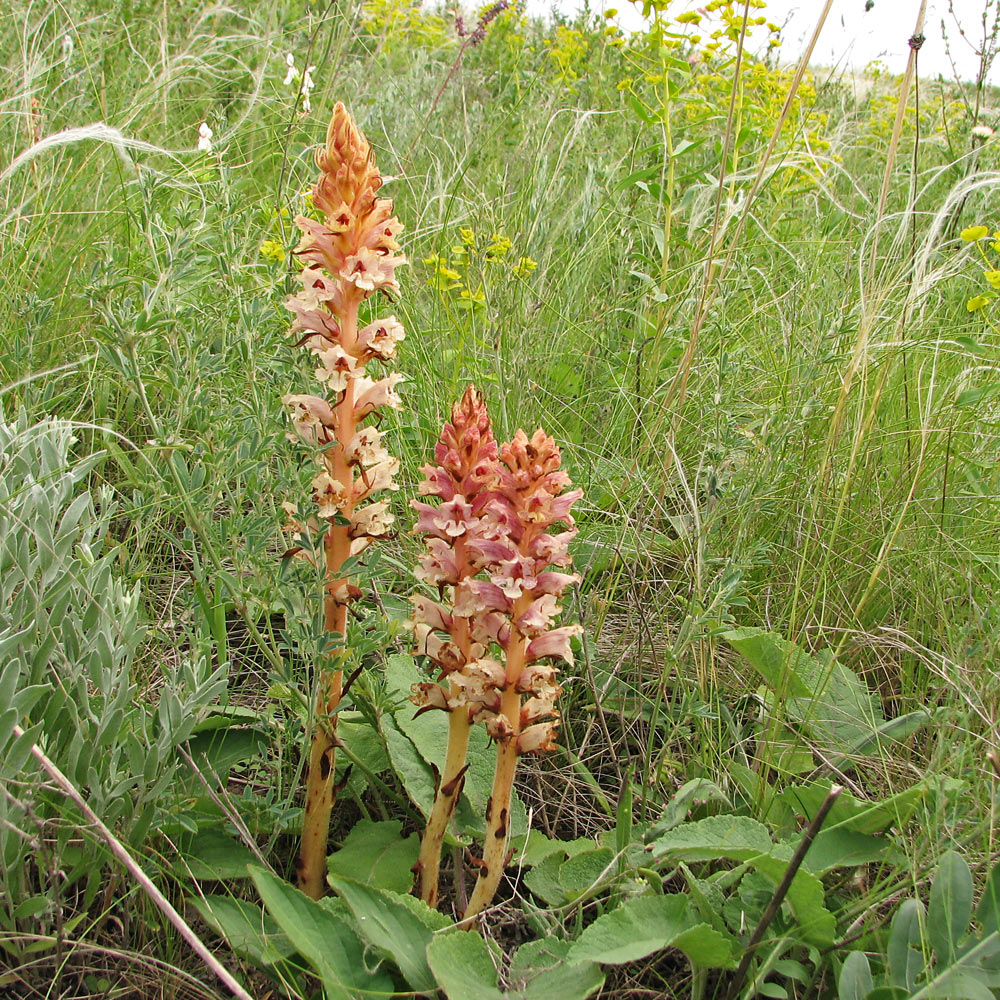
top-left (525, 625), bottom-right (583, 667)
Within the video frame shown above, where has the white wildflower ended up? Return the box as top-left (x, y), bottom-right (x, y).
top-left (972, 124), bottom-right (995, 139)
top-left (197, 121), bottom-right (214, 152)
top-left (283, 53), bottom-right (298, 86)
top-left (61, 34), bottom-right (74, 60)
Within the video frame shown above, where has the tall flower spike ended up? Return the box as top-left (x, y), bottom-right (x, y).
top-left (284, 102), bottom-right (407, 900)
top-left (409, 386), bottom-right (510, 908)
top-left (461, 428), bottom-right (582, 926)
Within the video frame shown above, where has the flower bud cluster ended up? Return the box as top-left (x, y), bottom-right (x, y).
top-left (410, 398), bottom-right (582, 756)
top-left (281, 103), bottom-right (407, 577)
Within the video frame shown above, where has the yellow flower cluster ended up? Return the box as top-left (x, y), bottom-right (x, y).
top-left (961, 224), bottom-right (1000, 316)
top-left (359, 0), bottom-right (454, 54)
top-left (422, 227), bottom-right (537, 310)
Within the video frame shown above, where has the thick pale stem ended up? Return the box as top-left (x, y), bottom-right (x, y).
top-left (417, 550), bottom-right (474, 907)
top-left (417, 708), bottom-right (471, 907)
top-left (462, 616), bottom-right (528, 924)
top-left (297, 295), bottom-right (359, 900)
top-left (462, 686), bottom-right (521, 924)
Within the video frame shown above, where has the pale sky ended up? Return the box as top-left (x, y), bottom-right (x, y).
top-left (525, 0), bottom-right (1000, 86)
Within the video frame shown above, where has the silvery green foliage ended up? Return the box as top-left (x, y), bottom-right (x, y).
top-left (0, 412), bottom-right (226, 930)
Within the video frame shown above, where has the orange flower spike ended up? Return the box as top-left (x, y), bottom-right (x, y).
top-left (284, 102), bottom-right (406, 900)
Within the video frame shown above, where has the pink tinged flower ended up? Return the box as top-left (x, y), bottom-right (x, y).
top-left (490, 553), bottom-right (541, 600)
top-left (434, 496), bottom-right (476, 538)
top-left (311, 470), bottom-right (349, 517)
top-left (349, 500), bottom-right (394, 538)
top-left (464, 657), bottom-right (506, 688)
top-left (530, 530), bottom-right (577, 567)
top-left (354, 373), bottom-right (404, 418)
top-left (485, 713), bottom-right (515, 744)
top-left (516, 593), bottom-right (561, 637)
top-left (453, 578), bottom-right (511, 616)
top-left (417, 465), bottom-right (457, 501)
top-left (516, 721), bottom-right (560, 754)
top-left (345, 426), bottom-right (389, 467)
top-left (410, 681), bottom-right (453, 715)
top-left (340, 246), bottom-right (404, 293)
top-left (516, 662), bottom-right (561, 694)
top-left (521, 694), bottom-right (559, 726)
top-left (415, 538), bottom-right (461, 586)
top-left (409, 594), bottom-right (453, 633)
top-left (358, 315), bottom-right (405, 360)
top-left (412, 626), bottom-right (463, 672)
top-left (314, 343), bottom-right (357, 392)
top-left (535, 571), bottom-right (581, 596)
top-left (540, 487), bottom-right (583, 527)
top-left (466, 535), bottom-right (516, 571)
top-left (471, 611), bottom-right (511, 650)
top-left (282, 393), bottom-right (337, 445)
top-left (353, 456), bottom-right (400, 502)
top-left (525, 625), bottom-right (583, 667)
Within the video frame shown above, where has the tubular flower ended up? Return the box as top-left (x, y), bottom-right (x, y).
top-left (284, 102), bottom-right (407, 901)
top-left (462, 427), bottom-right (582, 926)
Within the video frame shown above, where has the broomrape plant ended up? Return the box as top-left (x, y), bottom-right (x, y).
top-left (280, 100), bottom-right (582, 928)
top-left (281, 102), bottom-right (406, 900)
top-left (409, 390), bottom-right (583, 922)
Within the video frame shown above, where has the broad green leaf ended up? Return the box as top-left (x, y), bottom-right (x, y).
top-left (753, 856), bottom-right (836, 946)
top-left (176, 829), bottom-right (257, 880)
top-left (647, 814), bottom-right (772, 860)
top-left (800, 828), bottom-right (891, 874)
top-left (839, 951), bottom-right (874, 1000)
top-left (188, 894), bottom-right (297, 968)
top-left (888, 899), bottom-right (925, 992)
top-left (565, 893), bottom-right (736, 969)
top-left (381, 714), bottom-right (435, 816)
top-left (778, 779), bottom-right (939, 836)
top-left (328, 875), bottom-right (448, 994)
top-left (249, 866), bottom-right (391, 999)
top-left (721, 629), bottom-right (883, 753)
top-left (976, 860), bottom-right (1000, 937)
top-left (928, 851), bottom-right (974, 965)
top-left (511, 939), bottom-right (604, 1000)
top-left (426, 931), bottom-right (506, 1000)
top-left (524, 853), bottom-right (567, 906)
top-left (720, 628), bottom-right (813, 698)
top-left (559, 849), bottom-right (616, 900)
top-left (565, 893), bottom-right (688, 965)
top-left (326, 819), bottom-right (419, 893)
top-left (670, 924), bottom-right (738, 969)
top-left (513, 830), bottom-right (596, 868)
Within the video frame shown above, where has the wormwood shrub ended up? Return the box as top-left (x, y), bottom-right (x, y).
top-left (0, 411), bottom-right (227, 955)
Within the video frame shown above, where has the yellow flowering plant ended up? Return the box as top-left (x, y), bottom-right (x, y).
top-left (961, 224), bottom-right (1000, 327)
